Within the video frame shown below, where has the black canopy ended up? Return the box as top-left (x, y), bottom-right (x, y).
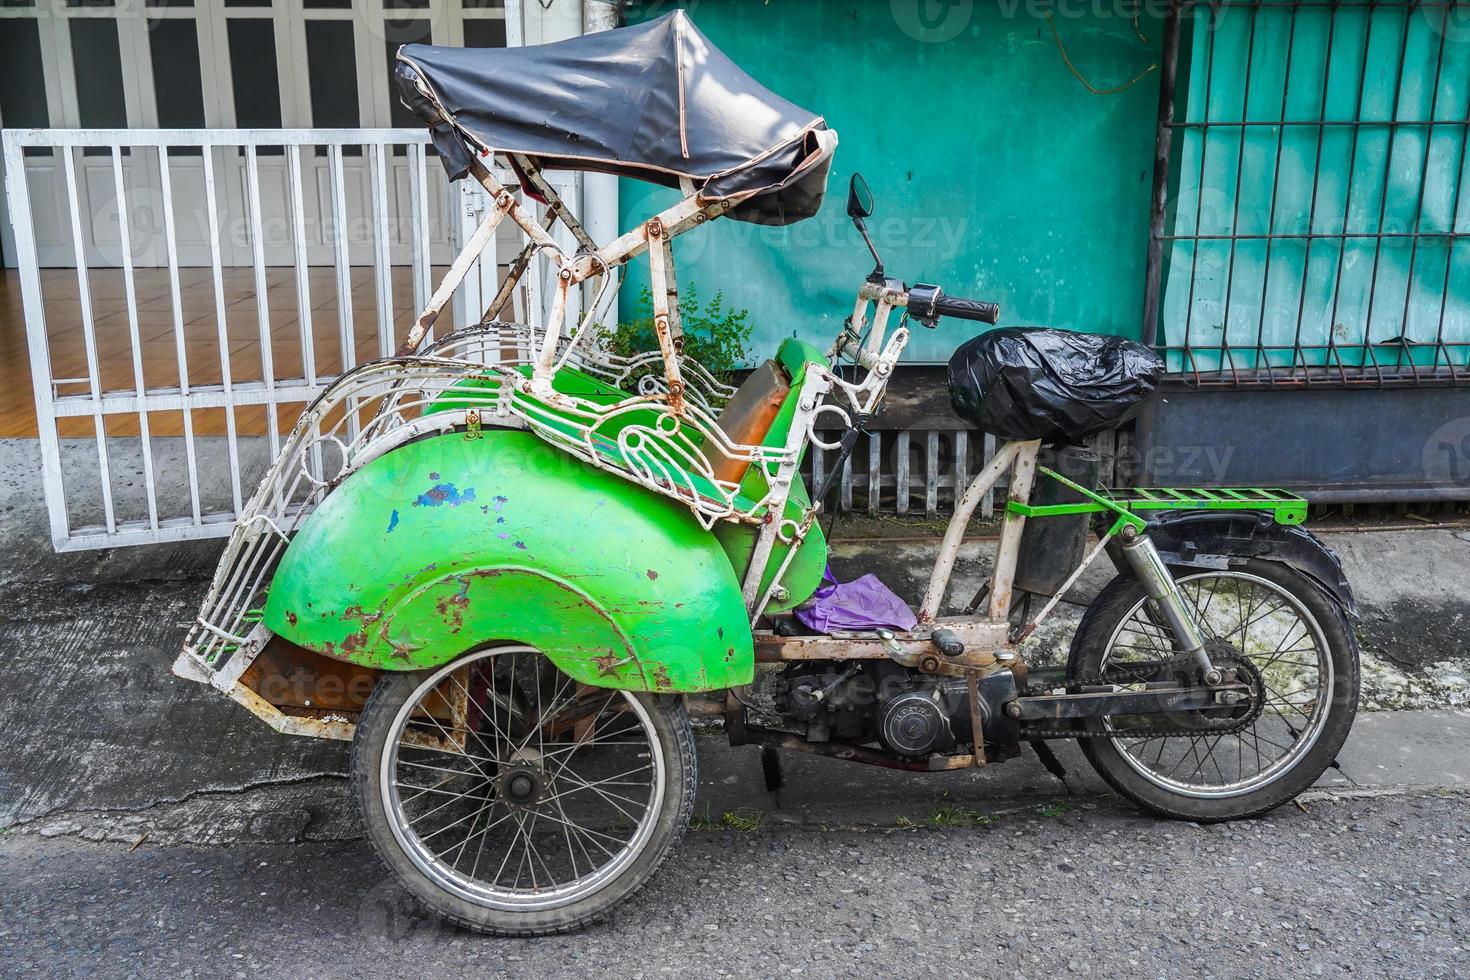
top-left (394, 11), bottom-right (836, 225)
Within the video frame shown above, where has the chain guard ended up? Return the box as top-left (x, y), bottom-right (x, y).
top-left (1024, 651), bottom-right (1266, 741)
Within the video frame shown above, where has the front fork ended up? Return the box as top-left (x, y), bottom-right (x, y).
top-left (1116, 524), bottom-right (1223, 685)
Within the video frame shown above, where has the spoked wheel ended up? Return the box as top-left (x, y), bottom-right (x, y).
top-left (350, 646), bottom-right (697, 936)
top-left (1068, 559), bottom-right (1358, 821)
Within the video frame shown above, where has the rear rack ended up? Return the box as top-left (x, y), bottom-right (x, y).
top-left (1117, 487), bottom-right (1308, 525)
top-left (1009, 482), bottom-right (1308, 527)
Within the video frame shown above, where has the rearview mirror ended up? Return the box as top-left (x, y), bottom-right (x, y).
top-left (847, 173), bottom-right (874, 220)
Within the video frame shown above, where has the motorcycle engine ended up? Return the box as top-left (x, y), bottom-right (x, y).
top-left (771, 662), bottom-right (1015, 759)
top-left (880, 688), bottom-right (953, 756)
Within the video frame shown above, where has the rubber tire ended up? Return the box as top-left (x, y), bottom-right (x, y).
top-left (1067, 559), bottom-right (1359, 822)
top-left (350, 665), bottom-right (698, 936)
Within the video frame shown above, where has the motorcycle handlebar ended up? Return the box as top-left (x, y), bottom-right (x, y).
top-left (932, 294), bottom-right (1000, 325)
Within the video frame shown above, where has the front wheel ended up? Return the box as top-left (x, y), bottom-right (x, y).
top-left (350, 646), bottom-right (697, 936)
top-left (1068, 559), bottom-right (1358, 822)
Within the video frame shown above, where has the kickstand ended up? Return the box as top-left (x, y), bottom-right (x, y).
top-left (1327, 756), bottom-right (1359, 788)
top-left (761, 747), bottom-right (786, 799)
top-left (1031, 741), bottom-right (1072, 794)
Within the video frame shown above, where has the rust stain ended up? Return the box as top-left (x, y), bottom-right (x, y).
top-left (341, 604), bottom-right (382, 627)
top-left (285, 610), bottom-right (298, 627)
top-left (646, 569), bottom-right (659, 581)
top-left (652, 665), bottom-right (673, 691)
top-left (433, 577), bottom-right (472, 633)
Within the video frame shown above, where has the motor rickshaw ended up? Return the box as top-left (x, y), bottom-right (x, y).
top-left (177, 11), bottom-right (1359, 936)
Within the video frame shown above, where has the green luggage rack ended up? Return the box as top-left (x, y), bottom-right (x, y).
top-left (1009, 471), bottom-right (1309, 529)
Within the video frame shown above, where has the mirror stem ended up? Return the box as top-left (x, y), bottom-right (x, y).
top-left (854, 217), bottom-right (883, 276)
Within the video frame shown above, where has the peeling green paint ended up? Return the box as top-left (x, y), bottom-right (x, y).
top-left (262, 430), bottom-right (754, 692)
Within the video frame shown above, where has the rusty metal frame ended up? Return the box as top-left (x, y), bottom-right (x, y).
top-left (177, 150), bottom-right (1219, 760)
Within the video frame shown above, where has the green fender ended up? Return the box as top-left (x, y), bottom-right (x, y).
top-left (262, 430), bottom-right (753, 692)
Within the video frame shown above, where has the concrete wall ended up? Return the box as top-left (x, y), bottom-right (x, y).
top-left (617, 0), bottom-right (1166, 362)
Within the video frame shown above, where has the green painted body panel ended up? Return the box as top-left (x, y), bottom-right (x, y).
top-left (262, 430), bottom-right (754, 692)
top-left (621, 1), bottom-right (1166, 362)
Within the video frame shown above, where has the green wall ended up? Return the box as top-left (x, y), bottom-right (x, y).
top-left (618, 0), bottom-right (1165, 364)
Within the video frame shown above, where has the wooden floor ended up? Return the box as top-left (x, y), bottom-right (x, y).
top-left (0, 265), bottom-right (445, 438)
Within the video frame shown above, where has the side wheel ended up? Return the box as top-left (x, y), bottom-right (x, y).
top-left (350, 646), bottom-right (697, 936)
top-left (1068, 559), bottom-right (1359, 822)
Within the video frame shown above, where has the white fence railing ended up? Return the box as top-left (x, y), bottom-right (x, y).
top-left (3, 128), bottom-right (580, 551)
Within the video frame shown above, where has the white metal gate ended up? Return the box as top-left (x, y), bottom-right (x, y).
top-left (4, 127), bottom-right (581, 551)
top-left (0, 0), bottom-right (523, 269)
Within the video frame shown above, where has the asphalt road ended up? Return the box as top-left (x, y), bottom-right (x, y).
top-left (2, 790), bottom-right (1465, 979)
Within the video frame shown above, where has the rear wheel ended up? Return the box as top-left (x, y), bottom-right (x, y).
top-left (350, 646), bottom-right (697, 936)
top-left (1068, 559), bottom-right (1358, 822)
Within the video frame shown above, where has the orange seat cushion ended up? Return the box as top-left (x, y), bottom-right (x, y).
top-left (701, 359), bottom-right (791, 484)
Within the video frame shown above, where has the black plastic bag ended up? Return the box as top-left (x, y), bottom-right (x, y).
top-left (947, 327), bottom-right (1165, 443)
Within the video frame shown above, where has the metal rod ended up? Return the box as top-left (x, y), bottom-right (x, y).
top-left (918, 439), bottom-right (1026, 622)
top-left (1215, 0), bottom-right (1261, 385)
top-left (1356, 4), bottom-right (1417, 384)
top-left (986, 441), bottom-right (1041, 622)
top-left (1250, 4), bottom-right (1300, 382)
top-left (1393, 3), bottom-right (1453, 384)
top-left (156, 148), bottom-right (203, 525)
top-left (111, 145), bottom-right (160, 529)
top-left (200, 144), bottom-right (243, 513)
top-left (1141, 0), bottom-right (1182, 348)
top-left (244, 144), bottom-right (280, 456)
top-left (371, 143), bottom-right (394, 359)
top-left (1180, 1), bottom-right (1221, 385)
top-left (59, 143), bottom-right (116, 534)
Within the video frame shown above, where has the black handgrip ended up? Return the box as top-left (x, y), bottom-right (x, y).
top-left (933, 294), bottom-right (1000, 325)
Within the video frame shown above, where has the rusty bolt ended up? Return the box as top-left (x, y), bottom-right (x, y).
top-left (559, 268), bottom-right (573, 281)
top-left (647, 217), bottom-right (665, 238)
top-left (918, 654), bottom-right (941, 674)
top-left (1004, 701), bottom-right (1023, 719)
top-left (668, 380), bottom-right (684, 395)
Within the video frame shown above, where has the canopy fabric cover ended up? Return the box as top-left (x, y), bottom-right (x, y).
top-left (394, 10), bottom-right (836, 225)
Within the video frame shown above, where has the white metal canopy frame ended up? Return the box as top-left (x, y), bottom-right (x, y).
top-left (180, 145), bottom-right (919, 697)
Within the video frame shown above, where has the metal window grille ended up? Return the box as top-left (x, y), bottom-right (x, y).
top-left (1143, 0), bottom-right (1470, 387)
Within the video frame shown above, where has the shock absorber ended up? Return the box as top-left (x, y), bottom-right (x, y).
top-left (1118, 525), bottom-right (1222, 685)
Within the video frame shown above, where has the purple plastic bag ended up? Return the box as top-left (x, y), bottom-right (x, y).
top-left (793, 565), bottom-right (918, 634)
